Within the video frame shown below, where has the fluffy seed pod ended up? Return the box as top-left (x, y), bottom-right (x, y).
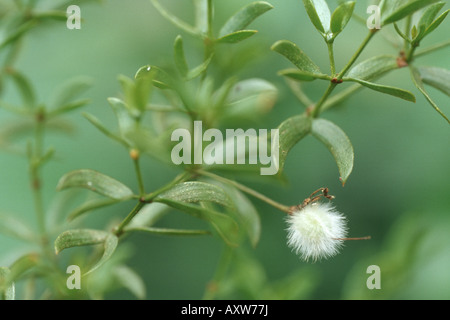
top-left (286, 202), bottom-right (348, 262)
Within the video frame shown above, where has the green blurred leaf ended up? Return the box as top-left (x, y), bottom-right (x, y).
top-left (193, 0), bottom-right (208, 34)
top-left (155, 181), bottom-right (234, 208)
top-left (383, 0), bottom-right (441, 25)
top-left (186, 54), bottom-right (213, 80)
top-left (347, 55), bottom-right (399, 81)
top-left (82, 112), bottom-right (130, 147)
top-left (0, 267), bottom-right (14, 300)
top-left (6, 69), bottom-right (35, 108)
top-left (417, 66), bottom-right (450, 97)
top-left (47, 99), bottom-right (91, 118)
top-left (153, 198), bottom-right (239, 246)
top-left (271, 40), bottom-right (321, 74)
top-left (302, 0), bottom-right (331, 33)
top-left (85, 233), bottom-right (118, 275)
top-left (278, 68), bottom-right (330, 81)
top-left (344, 77), bottom-right (416, 102)
top-left (0, 213), bottom-right (34, 241)
top-left (174, 35), bottom-right (189, 78)
top-left (330, 1), bottom-right (355, 36)
top-left (67, 198), bottom-right (120, 222)
top-left (410, 67), bottom-right (450, 124)
top-left (419, 9), bottom-right (449, 40)
top-left (150, 0), bottom-right (200, 37)
top-left (219, 1), bottom-right (273, 37)
top-left (112, 265), bottom-right (146, 300)
top-left (216, 30), bottom-right (258, 44)
top-left (48, 76), bottom-right (93, 110)
top-left (57, 169), bottom-right (135, 200)
top-left (107, 97), bottom-right (135, 134)
top-left (276, 114), bottom-right (312, 174)
top-left (311, 119), bottom-right (354, 185)
top-left (7, 254), bottom-right (39, 283)
top-left (124, 226), bottom-right (211, 237)
top-left (55, 229), bottom-right (109, 254)
top-left (135, 65), bottom-right (172, 89)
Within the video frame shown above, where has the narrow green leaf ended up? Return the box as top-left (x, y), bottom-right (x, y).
top-left (7, 254), bottom-right (39, 282)
top-left (153, 199), bottom-right (239, 246)
top-left (107, 97), bottom-right (135, 135)
top-left (330, 1), bottom-right (355, 36)
top-left (0, 267), bottom-right (15, 300)
top-left (186, 54), bottom-right (213, 80)
top-left (82, 112), bottom-right (130, 147)
top-left (410, 67), bottom-right (450, 124)
top-left (422, 9), bottom-right (449, 40)
top-left (276, 114), bottom-right (312, 174)
top-left (0, 213), bottom-right (34, 241)
top-left (216, 30), bottom-right (258, 44)
top-left (49, 76), bottom-right (93, 110)
top-left (311, 119), bottom-right (354, 185)
top-left (57, 169), bottom-right (135, 200)
top-left (418, 66), bottom-right (450, 97)
top-left (67, 198), bottom-right (120, 222)
top-left (174, 35), bottom-right (189, 78)
top-left (55, 229), bottom-right (109, 254)
top-left (6, 70), bottom-right (36, 108)
top-left (155, 182), bottom-right (234, 208)
top-left (150, 0), bottom-right (200, 37)
top-left (124, 226), bottom-right (211, 237)
top-left (219, 1), bottom-right (273, 37)
top-left (302, 0), bottom-right (331, 33)
top-left (226, 78), bottom-right (277, 105)
top-left (112, 265), bottom-right (146, 300)
top-left (347, 55), bottom-right (399, 81)
top-left (85, 234), bottom-right (118, 275)
top-left (135, 65), bottom-right (172, 89)
top-left (271, 40), bottom-right (322, 74)
top-left (278, 68), bottom-right (331, 81)
top-left (48, 99), bottom-right (91, 118)
top-left (344, 77), bottom-right (416, 102)
top-left (414, 2), bottom-right (445, 41)
top-left (383, 0), bottom-right (441, 25)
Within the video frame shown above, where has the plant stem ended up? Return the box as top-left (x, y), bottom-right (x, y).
top-left (199, 170), bottom-right (292, 214)
top-left (327, 41), bottom-right (336, 76)
top-left (133, 156), bottom-right (145, 196)
top-left (415, 39), bottom-right (450, 57)
top-left (114, 201), bottom-right (146, 237)
top-left (337, 30), bottom-right (376, 81)
top-left (310, 82), bottom-right (337, 118)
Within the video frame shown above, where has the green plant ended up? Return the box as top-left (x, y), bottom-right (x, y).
top-left (0, 0), bottom-right (448, 300)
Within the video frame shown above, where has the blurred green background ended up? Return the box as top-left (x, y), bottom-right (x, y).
top-left (0, 0), bottom-right (449, 299)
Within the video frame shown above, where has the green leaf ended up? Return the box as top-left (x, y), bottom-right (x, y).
top-left (417, 66), bottom-right (450, 97)
top-left (153, 199), bottom-right (239, 246)
top-left (347, 55), bottom-right (399, 81)
top-left (174, 35), bottom-right (189, 78)
top-left (55, 229), bottom-right (109, 254)
top-left (278, 68), bottom-right (330, 81)
top-left (150, 0), bottom-right (200, 37)
top-left (414, 3), bottom-right (445, 41)
top-left (48, 76), bottom-right (93, 110)
top-left (47, 99), bottom-right (91, 118)
top-left (219, 1), bottom-right (273, 37)
top-left (85, 233), bottom-right (118, 275)
top-left (124, 226), bottom-right (211, 237)
top-left (302, 0), bottom-right (331, 33)
top-left (82, 112), bottom-right (130, 147)
top-left (410, 67), bottom-right (450, 124)
top-left (7, 254), bottom-right (39, 283)
top-left (135, 65), bottom-right (172, 89)
top-left (155, 182), bottom-right (234, 208)
top-left (187, 54), bottom-right (213, 80)
top-left (0, 213), bottom-right (34, 241)
top-left (216, 30), bottom-right (258, 44)
top-left (276, 114), bottom-right (312, 174)
top-left (0, 267), bottom-right (15, 300)
top-left (344, 77), bottom-right (416, 102)
top-left (421, 9), bottom-right (449, 40)
top-left (311, 119), bottom-right (354, 185)
top-left (6, 70), bottom-right (36, 108)
top-left (383, 0), bottom-right (441, 25)
top-left (330, 1), bottom-right (355, 36)
top-left (107, 97), bottom-right (135, 135)
top-left (271, 40), bottom-right (321, 74)
top-left (112, 265), bottom-right (146, 300)
top-left (67, 198), bottom-right (120, 222)
top-left (57, 169), bottom-right (135, 200)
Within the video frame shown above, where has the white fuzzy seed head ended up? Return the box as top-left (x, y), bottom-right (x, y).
top-left (286, 202), bottom-right (348, 262)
